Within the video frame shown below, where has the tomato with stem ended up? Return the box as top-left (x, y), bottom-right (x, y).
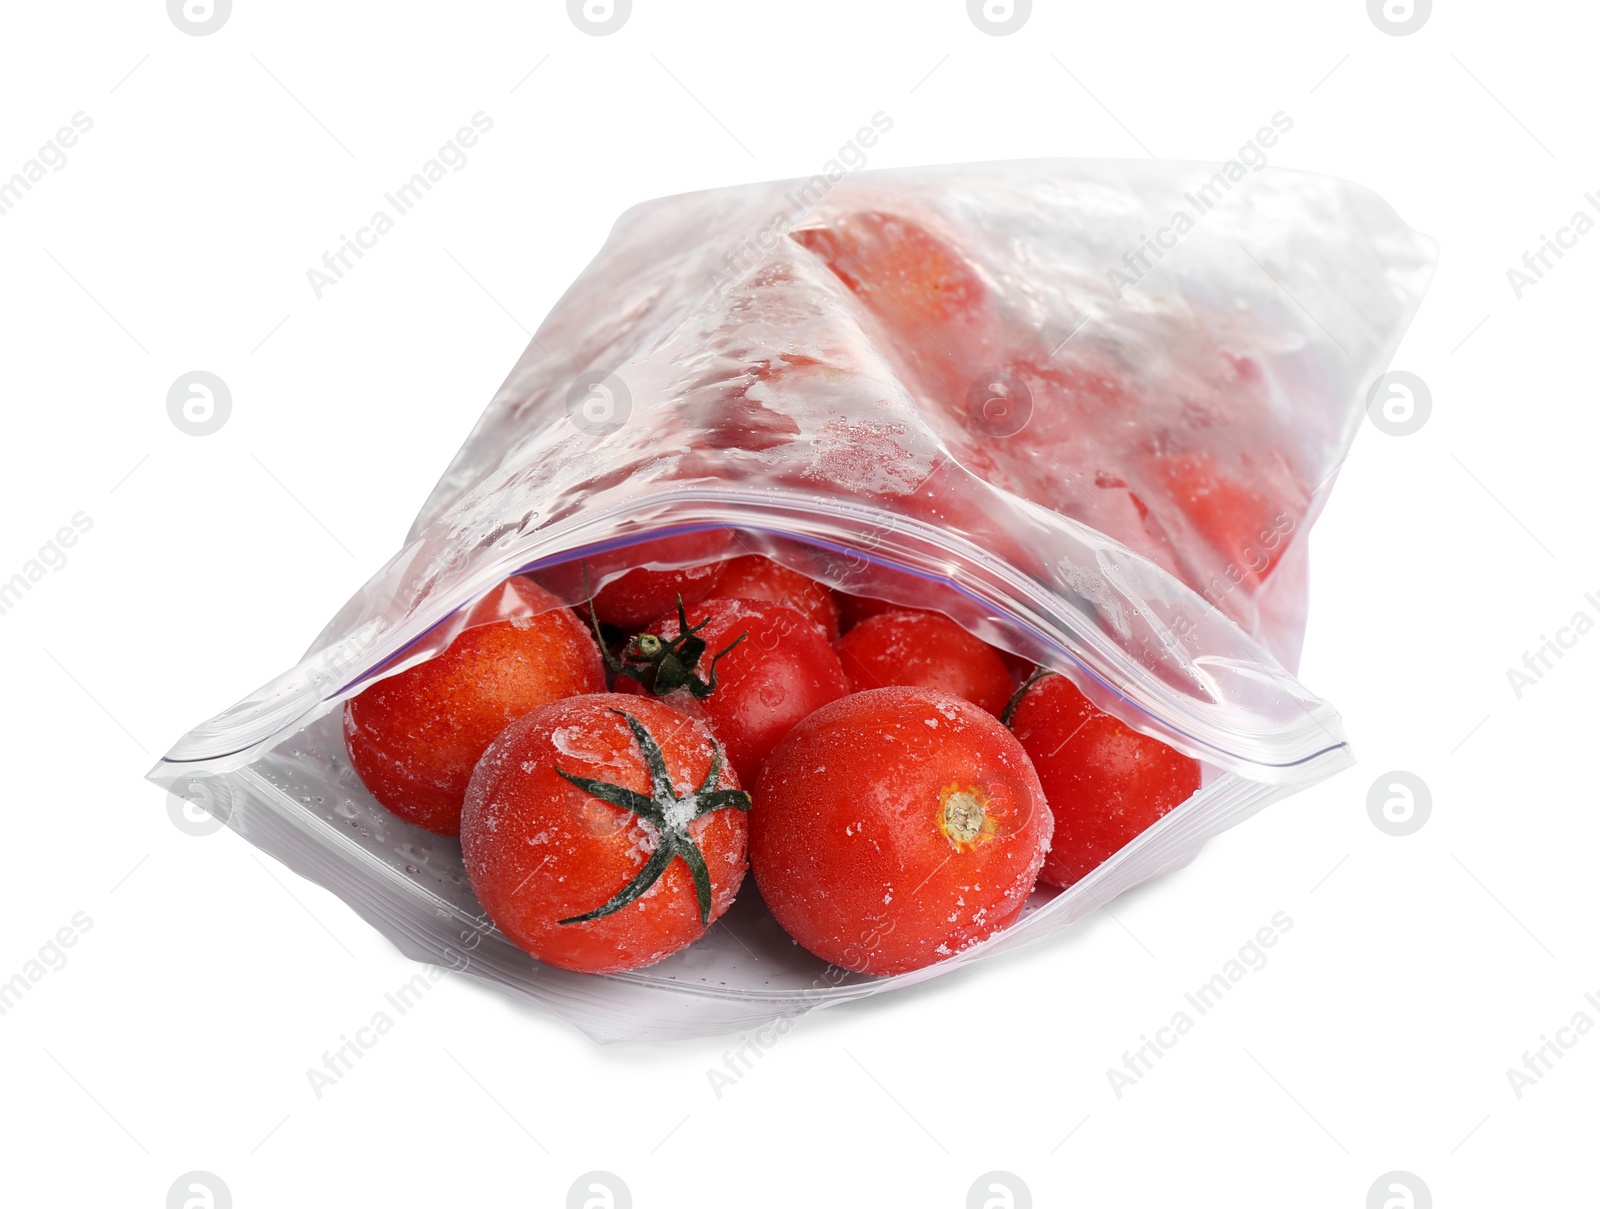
top-left (613, 597), bottom-right (850, 784)
top-left (460, 694), bottom-right (750, 974)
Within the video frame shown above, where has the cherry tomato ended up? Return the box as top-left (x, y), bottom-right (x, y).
top-left (589, 529), bottom-right (733, 628)
top-left (460, 694), bottom-right (749, 974)
top-left (1006, 672), bottom-right (1201, 887)
top-left (835, 609), bottom-right (1013, 715)
top-left (791, 212), bottom-right (997, 411)
top-left (711, 554), bottom-right (842, 640)
top-left (1151, 451), bottom-right (1297, 587)
top-left (618, 598), bottom-right (849, 785)
top-left (343, 577), bottom-right (605, 835)
top-left (791, 211), bottom-right (987, 328)
top-left (751, 686), bottom-right (1051, 975)
top-left (994, 644), bottom-right (1036, 684)
top-left (836, 591), bottom-right (911, 632)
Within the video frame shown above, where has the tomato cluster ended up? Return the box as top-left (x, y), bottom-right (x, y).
top-left (343, 545), bottom-right (1203, 976)
top-left (791, 209), bottom-right (1312, 642)
top-left (331, 207), bottom-right (1325, 981)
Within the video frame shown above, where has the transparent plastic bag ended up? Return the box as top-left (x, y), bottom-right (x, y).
top-left (150, 161), bottom-right (1434, 1041)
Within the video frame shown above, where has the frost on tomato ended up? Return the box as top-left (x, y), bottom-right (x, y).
top-left (790, 211), bottom-right (987, 329)
top-left (1005, 672), bottom-right (1201, 888)
top-left (460, 694), bottom-right (749, 975)
top-left (835, 609), bottom-right (1013, 715)
top-left (751, 687), bottom-right (1051, 976)
top-left (342, 577), bottom-right (605, 835)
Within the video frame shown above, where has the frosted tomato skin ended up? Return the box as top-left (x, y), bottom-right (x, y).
top-left (835, 609), bottom-right (1013, 715)
top-left (343, 577), bottom-right (605, 835)
top-left (590, 530), bottom-right (734, 628)
top-left (460, 694), bottom-right (747, 974)
top-left (710, 555), bottom-right (842, 640)
top-left (1008, 673), bottom-right (1202, 887)
top-left (751, 687), bottom-right (1051, 976)
top-left (642, 597), bottom-right (849, 784)
top-left (791, 211), bottom-right (988, 330)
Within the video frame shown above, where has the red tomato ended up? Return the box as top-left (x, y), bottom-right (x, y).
top-left (994, 645), bottom-right (1036, 684)
top-left (711, 555), bottom-right (842, 640)
top-left (751, 687), bottom-right (1052, 975)
top-left (343, 577), bottom-right (605, 835)
top-left (1006, 672), bottom-right (1201, 887)
top-left (791, 212), bottom-right (996, 411)
top-left (589, 530), bottom-right (734, 628)
top-left (836, 591), bottom-right (911, 632)
top-left (460, 694), bottom-right (749, 974)
top-left (791, 211), bottom-right (987, 328)
top-left (1152, 452), bottom-right (1297, 587)
top-left (835, 610), bottom-right (1013, 715)
top-left (624, 598), bottom-right (849, 784)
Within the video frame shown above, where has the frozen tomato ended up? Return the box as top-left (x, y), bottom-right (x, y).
top-left (617, 598), bottom-right (849, 784)
top-left (1005, 671), bottom-right (1201, 887)
top-left (791, 211), bottom-right (988, 329)
top-left (589, 529), bottom-right (733, 628)
top-left (460, 694), bottom-right (749, 974)
top-left (790, 212), bottom-right (1000, 413)
top-left (751, 687), bottom-right (1051, 976)
top-left (835, 609), bottom-right (1013, 715)
top-left (1151, 451), bottom-right (1298, 587)
top-left (711, 555), bottom-right (841, 640)
top-left (343, 577), bottom-right (605, 835)
top-left (836, 591), bottom-right (912, 632)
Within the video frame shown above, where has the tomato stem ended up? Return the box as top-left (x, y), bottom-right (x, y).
top-left (596, 594), bottom-right (747, 700)
top-left (1000, 665), bottom-right (1052, 727)
top-left (555, 709), bottom-right (750, 926)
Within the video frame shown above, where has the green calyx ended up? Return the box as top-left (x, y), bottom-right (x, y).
top-left (590, 593), bottom-right (747, 700)
top-left (556, 709), bottom-right (750, 927)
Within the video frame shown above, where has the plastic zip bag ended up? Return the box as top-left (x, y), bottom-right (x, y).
top-left (150, 160), bottom-right (1433, 1041)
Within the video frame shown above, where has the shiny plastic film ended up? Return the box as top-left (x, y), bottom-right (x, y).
top-left (150, 161), bottom-right (1434, 1040)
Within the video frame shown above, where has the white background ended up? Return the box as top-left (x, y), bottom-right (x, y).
top-left (0, 1), bottom-right (1593, 1205)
